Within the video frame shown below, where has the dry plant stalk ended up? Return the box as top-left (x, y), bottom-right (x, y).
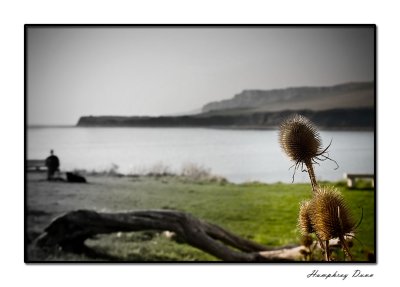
top-left (279, 114), bottom-right (355, 261)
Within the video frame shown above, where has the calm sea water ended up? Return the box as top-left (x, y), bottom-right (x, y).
top-left (27, 127), bottom-right (374, 183)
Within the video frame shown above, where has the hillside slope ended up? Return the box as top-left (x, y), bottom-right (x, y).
top-left (202, 82), bottom-right (374, 114)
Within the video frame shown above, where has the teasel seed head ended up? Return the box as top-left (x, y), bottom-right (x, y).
top-left (309, 187), bottom-right (355, 241)
top-left (300, 234), bottom-right (314, 248)
top-left (279, 114), bottom-right (322, 164)
top-left (298, 200), bottom-right (314, 235)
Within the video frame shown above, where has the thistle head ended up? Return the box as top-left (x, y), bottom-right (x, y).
top-left (309, 187), bottom-right (355, 241)
top-left (279, 114), bottom-right (322, 164)
top-left (298, 200), bottom-right (313, 235)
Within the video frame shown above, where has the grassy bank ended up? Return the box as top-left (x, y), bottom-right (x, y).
top-left (26, 173), bottom-right (375, 262)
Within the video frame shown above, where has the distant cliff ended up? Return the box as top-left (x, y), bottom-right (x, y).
top-left (77, 107), bottom-right (374, 130)
top-left (77, 82), bottom-right (375, 130)
top-left (202, 82), bottom-right (374, 114)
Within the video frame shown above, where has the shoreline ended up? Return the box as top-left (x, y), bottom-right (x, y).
top-left (25, 169), bottom-right (352, 185)
top-left (28, 125), bottom-right (375, 132)
top-left (76, 107), bottom-right (375, 131)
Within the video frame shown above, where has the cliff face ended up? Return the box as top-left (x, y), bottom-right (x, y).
top-left (77, 108), bottom-right (374, 130)
top-left (77, 82), bottom-right (375, 130)
top-left (202, 82), bottom-right (374, 113)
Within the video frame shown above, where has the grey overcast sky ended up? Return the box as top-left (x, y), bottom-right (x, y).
top-left (27, 26), bottom-right (374, 125)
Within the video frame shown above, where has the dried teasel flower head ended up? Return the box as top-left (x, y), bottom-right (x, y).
top-left (279, 114), bottom-right (322, 164)
top-left (279, 115), bottom-right (338, 189)
top-left (298, 200), bottom-right (314, 235)
top-left (300, 234), bottom-right (314, 248)
top-left (309, 187), bottom-right (355, 241)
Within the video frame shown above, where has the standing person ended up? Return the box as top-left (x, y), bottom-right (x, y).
top-left (45, 149), bottom-right (60, 180)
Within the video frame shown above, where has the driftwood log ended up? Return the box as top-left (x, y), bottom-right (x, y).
top-left (35, 209), bottom-right (307, 261)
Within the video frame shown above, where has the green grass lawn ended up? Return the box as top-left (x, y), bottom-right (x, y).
top-left (27, 174), bottom-right (375, 262)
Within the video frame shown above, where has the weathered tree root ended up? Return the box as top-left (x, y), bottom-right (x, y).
top-left (35, 209), bottom-right (306, 261)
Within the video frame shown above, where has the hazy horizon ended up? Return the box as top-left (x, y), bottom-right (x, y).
top-left (27, 26), bottom-right (374, 125)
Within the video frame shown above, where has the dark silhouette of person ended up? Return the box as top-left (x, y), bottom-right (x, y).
top-left (45, 149), bottom-right (60, 180)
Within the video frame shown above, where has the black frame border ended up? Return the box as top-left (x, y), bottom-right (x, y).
top-left (24, 24), bottom-right (377, 264)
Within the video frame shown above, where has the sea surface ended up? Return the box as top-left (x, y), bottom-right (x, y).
top-left (27, 127), bottom-right (375, 183)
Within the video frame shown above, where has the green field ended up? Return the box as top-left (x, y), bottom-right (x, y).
top-left (27, 173), bottom-right (375, 262)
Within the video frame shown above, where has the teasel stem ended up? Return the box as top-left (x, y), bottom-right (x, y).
top-left (337, 206), bottom-right (354, 261)
top-left (316, 235), bottom-right (324, 251)
top-left (324, 240), bottom-right (331, 261)
top-left (316, 235), bottom-right (328, 260)
top-left (305, 159), bottom-right (318, 193)
top-left (339, 235), bottom-right (353, 261)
